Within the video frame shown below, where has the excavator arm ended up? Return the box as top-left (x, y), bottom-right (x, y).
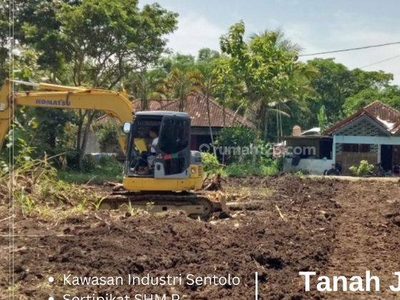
top-left (0, 79), bottom-right (134, 153)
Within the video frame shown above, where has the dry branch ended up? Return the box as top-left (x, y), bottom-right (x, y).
top-left (275, 204), bottom-right (286, 221)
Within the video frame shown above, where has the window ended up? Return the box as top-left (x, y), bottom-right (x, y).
top-left (342, 144), bottom-right (370, 152)
top-left (159, 118), bottom-right (190, 154)
top-left (132, 118), bottom-right (162, 138)
top-left (158, 117), bottom-right (190, 175)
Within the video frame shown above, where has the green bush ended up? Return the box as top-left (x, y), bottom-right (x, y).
top-left (213, 127), bottom-right (256, 163)
top-left (263, 164), bottom-right (279, 176)
top-left (291, 169), bottom-right (310, 176)
top-left (214, 127), bottom-right (256, 149)
top-left (224, 163), bottom-right (263, 177)
top-left (58, 155), bottom-right (123, 184)
top-left (349, 160), bottom-right (374, 176)
top-left (224, 158), bottom-right (281, 177)
top-left (97, 122), bottom-right (119, 152)
top-left (97, 155), bottom-right (123, 175)
top-left (201, 152), bottom-right (221, 174)
top-left (82, 154), bottom-right (97, 172)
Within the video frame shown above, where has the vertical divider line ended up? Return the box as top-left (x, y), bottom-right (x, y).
top-left (255, 271), bottom-right (258, 299)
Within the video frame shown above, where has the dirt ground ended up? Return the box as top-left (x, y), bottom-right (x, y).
top-left (1, 175), bottom-right (400, 299)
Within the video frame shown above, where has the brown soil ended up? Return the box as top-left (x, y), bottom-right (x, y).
top-left (1, 175), bottom-right (400, 299)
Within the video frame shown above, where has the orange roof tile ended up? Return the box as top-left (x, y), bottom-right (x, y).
top-left (133, 94), bottom-right (254, 128)
top-left (325, 101), bottom-right (400, 135)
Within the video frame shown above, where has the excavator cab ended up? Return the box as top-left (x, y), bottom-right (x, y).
top-left (122, 111), bottom-right (203, 191)
top-left (125, 111), bottom-right (191, 177)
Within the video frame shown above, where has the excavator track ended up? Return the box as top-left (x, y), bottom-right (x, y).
top-left (100, 191), bottom-right (221, 219)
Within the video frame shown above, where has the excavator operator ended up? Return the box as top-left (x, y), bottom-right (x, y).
top-left (136, 126), bottom-right (159, 175)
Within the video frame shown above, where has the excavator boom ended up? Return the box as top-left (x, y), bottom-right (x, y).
top-left (0, 79), bottom-right (133, 152)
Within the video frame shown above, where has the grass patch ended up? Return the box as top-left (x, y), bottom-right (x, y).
top-left (224, 160), bottom-right (281, 177)
top-left (58, 156), bottom-right (123, 184)
top-left (225, 185), bottom-right (273, 198)
top-left (0, 154), bottom-right (108, 216)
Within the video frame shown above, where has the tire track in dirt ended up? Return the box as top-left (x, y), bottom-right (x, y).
top-left (324, 180), bottom-right (400, 300)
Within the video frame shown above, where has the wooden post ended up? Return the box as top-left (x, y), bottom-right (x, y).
top-left (332, 135), bottom-right (337, 163)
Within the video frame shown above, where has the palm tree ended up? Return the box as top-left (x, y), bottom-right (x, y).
top-left (193, 61), bottom-right (218, 146)
top-left (125, 68), bottom-right (167, 110)
top-left (163, 67), bottom-right (202, 111)
top-left (248, 29), bottom-right (317, 140)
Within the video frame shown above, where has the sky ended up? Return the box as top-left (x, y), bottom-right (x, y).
top-left (139, 0), bottom-right (400, 84)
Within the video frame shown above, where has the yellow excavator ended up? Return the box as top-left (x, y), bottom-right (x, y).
top-left (0, 79), bottom-right (216, 218)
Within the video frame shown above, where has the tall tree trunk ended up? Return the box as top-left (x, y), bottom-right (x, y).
top-left (179, 95), bottom-right (185, 112)
top-left (253, 104), bottom-right (266, 166)
top-left (255, 104), bottom-right (264, 140)
top-left (141, 70), bottom-right (148, 110)
top-left (77, 110), bottom-right (96, 169)
top-left (205, 94), bottom-right (215, 155)
top-left (222, 101), bottom-right (227, 163)
top-left (279, 106), bottom-right (283, 143)
top-left (76, 109), bottom-right (86, 161)
top-left (263, 107), bottom-right (269, 141)
top-left (142, 92), bottom-right (148, 110)
top-left (223, 102), bottom-right (226, 127)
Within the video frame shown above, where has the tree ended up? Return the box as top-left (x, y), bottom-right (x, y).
top-left (13, 0), bottom-right (178, 168)
top-left (198, 48), bottom-right (220, 62)
top-left (343, 86), bottom-right (400, 115)
top-left (349, 68), bottom-right (392, 92)
top-left (11, 49), bottom-right (76, 159)
top-left (12, 0), bottom-right (78, 82)
top-left (0, 1), bottom-right (9, 84)
top-left (59, 0), bottom-right (177, 168)
top-left (317, 105), bottom-right (328, 132)
top-left (306, 58), bottom-right (352, 124)
top-left (213, 127), bottom-right (256, 163)
top-left (57, 0), bottom-right (178, 88)
top-left (306, 58), bottom-right (394, 124)
top-left (216, 22), bottom-right (300, 140)
top-left (159, 54), bottom-right (202, 111)
top-left (29, 108), bottom-right (77, 157)
top-left (125, 68), bottom-right (168, 110)
top-left (195, 49), bottom-right (221, 148)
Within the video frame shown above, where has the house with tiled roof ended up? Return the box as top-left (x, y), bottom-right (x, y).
top-left (88, 94), bottom-right (253, 154)
top-left (325, 100), bottom-right (400, 174)
top-left (282, 100), bottom-right (400, 175)
top-left (132, 94), bottom-right (254, 151)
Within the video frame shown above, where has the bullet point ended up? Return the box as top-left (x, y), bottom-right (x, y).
top-left (48, 297), bottom-right (54, 300)
top-left (48, 276), bottom-right (54, 283)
